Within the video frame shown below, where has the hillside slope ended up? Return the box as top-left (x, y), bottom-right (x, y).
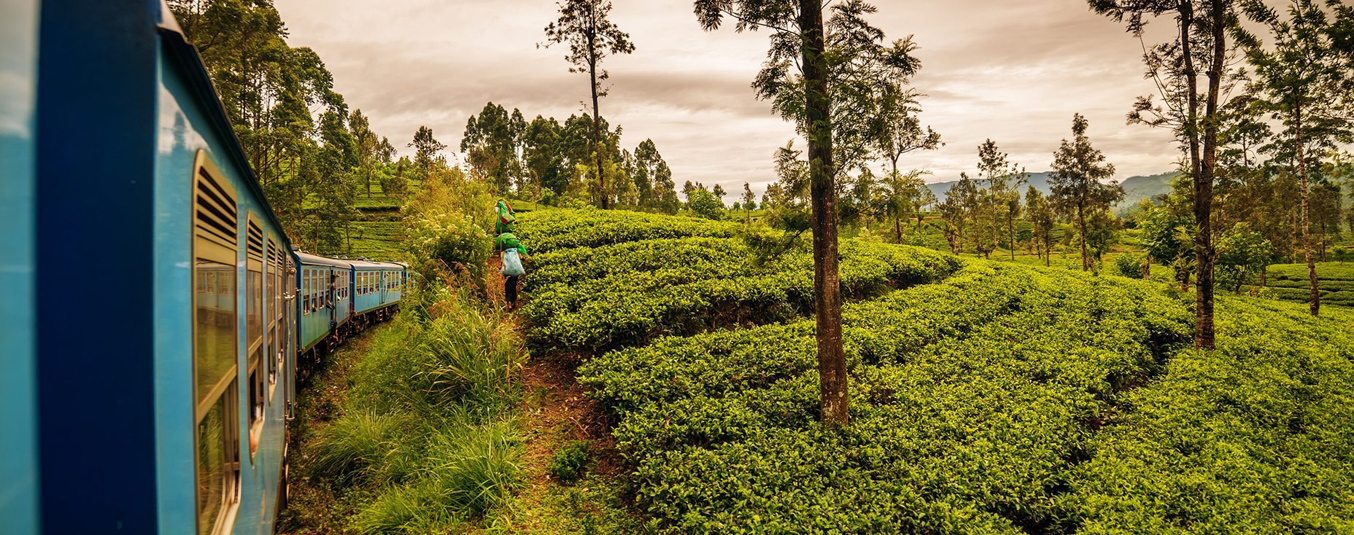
top-left (518, 209), bottom-right (1354, 534)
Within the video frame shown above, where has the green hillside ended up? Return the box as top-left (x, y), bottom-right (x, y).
top-left (517, 209), bottom-right (1354, 534)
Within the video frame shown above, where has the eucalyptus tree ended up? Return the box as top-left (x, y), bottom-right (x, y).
top-left (869, 86), bottom-right (942, 180)
top-left (878, 170), bottom-right (929, 243)
top-left (1091, 0), bottom-right (1237, 347)
top-left (410, 126), bottom-right (447, 180)
top-left (523, 116), bottom-right (570, 197)
top-left (1025, 186), bottom-right (1056, 266)
top-left (694, 0), bottom-right (918, 425)
top-left (1238, 0), bottom-right (1353, 316)
top-left (1049, 114), bottom-right (1124, 271)
top-left (461, 102), bottom-right (527, 195)
top-left (975, 140), bottom-right (1027, 259)
top-left (741, 182), bottom-right (758, 224)
top-left (542, 0), bottom-right (635, 209)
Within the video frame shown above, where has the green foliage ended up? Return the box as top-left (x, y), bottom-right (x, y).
top-left (1266, 262), bottom-right (1354, 308)
top-left (515, 208), bottom-right (738, 255)
top-left (518, 210), bottom-right (960, 353)
top-left (308, 292), bottom-right (525, 533)
top-left (547, 441), bottom-right (593, 484)
top-left (1216, 222), bottom-right (1275, 293)
top-left (686, 187), bottom-right (725, 220)
top-left (1074, 299), bottom-right (1354, 533)
top-left (1113, 251), bottom-right (1145, 279)
top-left (578, 261), bottom-right (1195, 533)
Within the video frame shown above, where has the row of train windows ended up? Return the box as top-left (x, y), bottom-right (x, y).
top-left (193, 155), bottom-right (291, 535)
top-left (300, 268), bottom-right (348, 315)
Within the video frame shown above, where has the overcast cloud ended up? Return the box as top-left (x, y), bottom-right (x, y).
top-left (273, 0), bottom-right (1181, 195)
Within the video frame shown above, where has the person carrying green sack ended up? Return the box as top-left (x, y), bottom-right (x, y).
top-left (494, 199), bottom-right (526, 309)
top-left (497, 233), bottom-right (526, 309)
top-left (495, 198), bottom-right (516, 234)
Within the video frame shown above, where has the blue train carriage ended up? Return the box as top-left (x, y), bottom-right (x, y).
top-left (10, 2), bottom-right (299, 533)
top-left (351, 261), bottom-right (406, 322)
top-left (0, 0), bottom-right (39, 534)
top-left (294, 252), bottom-right (352, 363)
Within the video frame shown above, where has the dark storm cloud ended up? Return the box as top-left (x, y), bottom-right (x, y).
top-left (274, 0), bottom-right (1180, 195)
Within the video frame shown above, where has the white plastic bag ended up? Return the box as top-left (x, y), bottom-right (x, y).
top-left (501, 248), bottom-right (525, 277)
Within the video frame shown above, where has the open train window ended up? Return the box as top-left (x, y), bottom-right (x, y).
top-left (245, 215), bottom-right (265, 457)
top-left (192, 152), bottom-right (240, 535)
top-left (270, 241), bottom-right (281, 395)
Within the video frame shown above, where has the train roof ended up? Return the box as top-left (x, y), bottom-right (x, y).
top-left (294, 252), bottom-right (353, 268)
top-left (156, 2), bottom-right (292, 252)
top-left (349, 260), bottom-right (405, 270)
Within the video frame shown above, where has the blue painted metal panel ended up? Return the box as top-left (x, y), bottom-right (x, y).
top-left (35, 0), bottom-right (164, 531)
top-left (0, 1), bottom-right (40, 534)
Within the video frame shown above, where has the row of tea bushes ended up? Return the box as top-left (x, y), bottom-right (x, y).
top-left (521, 236), bottom-right (960, 353)
top-left (515, 208), bottom-right (738, 255)
top-left (1074, 299), bottom-right (1354, 533)
top-left (579, 262), bottom-right (1197, 533)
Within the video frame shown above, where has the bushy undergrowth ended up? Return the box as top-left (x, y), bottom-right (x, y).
top-left (521, 232), bottom-right (960, 354)
top-left (307, 287), bottom-right (525, 533)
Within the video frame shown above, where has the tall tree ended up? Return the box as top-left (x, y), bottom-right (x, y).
top-left (409, 126), bottom-right (447, 181)
top-left (878, 170), bottom-right (930, 243)
top-left (1239, 0), bottom-right (1352, 316)
top-left (698, 0), bottom-right (920, 428)
top-left (695, 0), bottom-right (918, 426)
top-left (975, 140), bottom-right (1027, 260)
top-left (460, 102), bottom-right (527, 194)
top-left (1049, 114), bottom-right (1125, 271)
top-left (1091, 0), bottom-right (1235, 348)
top-left (741, 182), bottom-right (757, 224)
top-left (523, 115), bottom-right (570, 197)
top-left (1025, 186), bottom-right (1056, 266)
top-left (542, 0), bottom-right (635, 209)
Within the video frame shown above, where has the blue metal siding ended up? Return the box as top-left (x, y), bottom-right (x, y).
top-left (35, 0), bottom-right (163, 531)
top-left (0, 0), bottom-right (40, 533)
top-left (156, 24), bottom-right (291, 535)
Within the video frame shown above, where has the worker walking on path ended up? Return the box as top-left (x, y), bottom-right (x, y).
top-left (494, 199), bottom-right (526, 310)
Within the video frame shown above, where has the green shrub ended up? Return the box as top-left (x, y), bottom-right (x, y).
top-left (308, 409), bottom-right (408, 486)
top-left (1113, 252), bottom-right (1145, 279)
top-left (547, 440), bottom-right (593, 484)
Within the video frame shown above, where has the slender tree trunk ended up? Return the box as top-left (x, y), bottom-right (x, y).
top-left (1078, 208), bottom-right (1089, 271)
top-left (1008, 214), bottom-right (1016, 261)
top-left (895, 217), bottom-right (903, 243)
top-left (1296, 108), bottom-right (1320, 316)
top-left (1190, 0), bottom-right (1224, 349)
top-left (799, 0), bottom-right (847, 426)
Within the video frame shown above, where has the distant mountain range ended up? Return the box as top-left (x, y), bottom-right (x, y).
top-left (926, 171), bottom-right (1179, 213)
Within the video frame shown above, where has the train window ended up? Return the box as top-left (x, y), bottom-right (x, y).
top-left (192, 152), bottom-right (240, 535)
top-left (266, 241), bottom-right (277, 393)
top-left (245, 216), bottom-right (265, 455)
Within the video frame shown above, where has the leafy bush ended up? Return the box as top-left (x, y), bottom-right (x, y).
top-left (547, 440), bottom-right (592, 484)
top-left (1113, 252), bottom-right (1145, 279)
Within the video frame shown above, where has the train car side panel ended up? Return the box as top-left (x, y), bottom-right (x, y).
top-left (0, 0), bottom-right (40, 533)
top-left (156, 28), bottom-right (292, 535)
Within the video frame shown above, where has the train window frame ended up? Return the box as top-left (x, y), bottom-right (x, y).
top-left (191, 151), bottom-right (241, 535)
top-left (266, 239), bottom-right (277, 398)
top-left (245, 214), bottom-right (265, 460)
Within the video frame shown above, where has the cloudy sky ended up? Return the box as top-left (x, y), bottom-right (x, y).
top-left (273, 0), bottom-right (1181, 194)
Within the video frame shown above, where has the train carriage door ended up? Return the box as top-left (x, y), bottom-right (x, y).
top-left (192, 153), bottom-right (241, 535)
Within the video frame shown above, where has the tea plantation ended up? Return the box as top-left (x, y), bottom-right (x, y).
top-left (517, 209), bottom-right (1354, 534)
